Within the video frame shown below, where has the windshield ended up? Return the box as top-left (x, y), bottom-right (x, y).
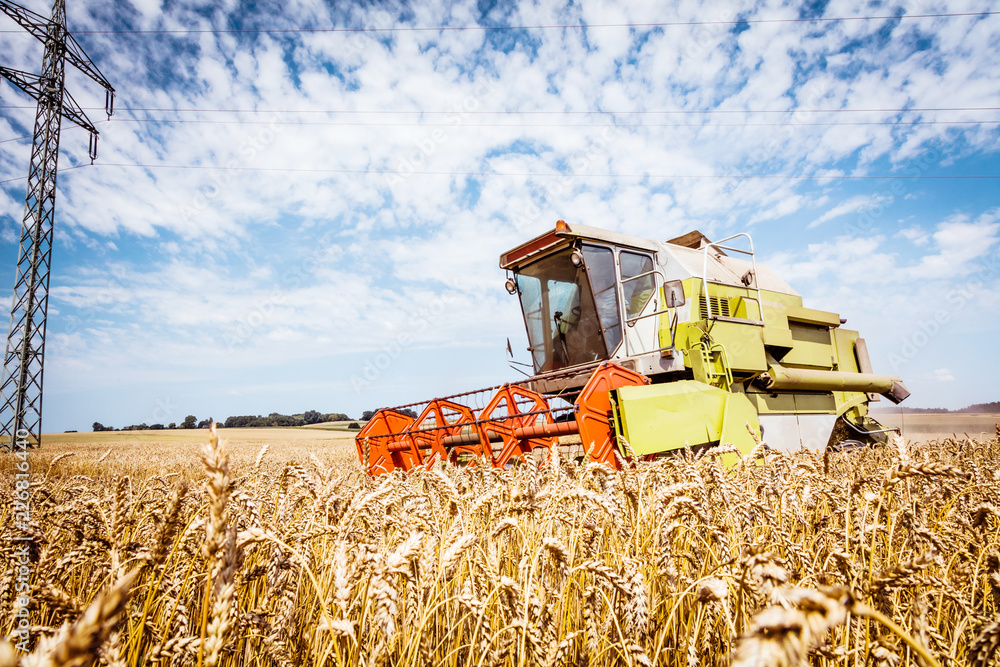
top-left (515, 247), bottom-right (608, 373)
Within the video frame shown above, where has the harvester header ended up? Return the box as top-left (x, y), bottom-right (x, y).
top-left (358, 221), bottom-right (908, 474)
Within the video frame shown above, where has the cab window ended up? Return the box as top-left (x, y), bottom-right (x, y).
top-left (620, 251), bottom-right (655, 319)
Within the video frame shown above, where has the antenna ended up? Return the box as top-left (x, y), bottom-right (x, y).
top-left (0, 0), bottom-right (115, 450)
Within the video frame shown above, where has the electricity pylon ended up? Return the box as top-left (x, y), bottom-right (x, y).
top-left (0, 0), bottom-right (114, 450)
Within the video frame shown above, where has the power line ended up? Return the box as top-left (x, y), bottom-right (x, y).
top-left (4, 104), bottom-right (999, 115)
top-left (26, 162), bottom-right (999, 180)
top-left (0, 163), bottom-right (86, 184)
top-left (98, 107), bottom-right (1000, 134)
top-left (2, 162), bottom-right (995, 187)
top-left (0, 125), bottom-right (85, 144)
top-left (91, 118), bottom-right (1000, 129)
top-left (2, 11), bottom-right (994, 35)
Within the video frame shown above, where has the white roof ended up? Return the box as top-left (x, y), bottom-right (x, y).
top-left (667, 244), bottom-right (798, 295)
top-left (503, 221), bottom-right (798, 295)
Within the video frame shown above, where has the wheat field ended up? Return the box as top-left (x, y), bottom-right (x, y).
top-left (1, 426), bottom-right (999, 666)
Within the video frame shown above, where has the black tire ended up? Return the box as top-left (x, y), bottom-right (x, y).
top-left (829, 438), bottom-right (866, 453)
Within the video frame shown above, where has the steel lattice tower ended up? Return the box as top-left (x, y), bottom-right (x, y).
top-left (0, 0), bottom-right (114, 450)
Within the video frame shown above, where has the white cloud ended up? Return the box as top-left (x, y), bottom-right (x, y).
top-left (928, 368), bottom-right (955, 382)
top-left (899, 209), bottom-right (1000, 280)
top-left (807, 194), bottom-right (891, 229)
top-left (767, 209), bottom-right (1000, 290)
top-left (896, 226), bottom-right (930, 246)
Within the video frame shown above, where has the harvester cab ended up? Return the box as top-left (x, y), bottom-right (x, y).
top-left (357, 220), bottom-right (909, 475)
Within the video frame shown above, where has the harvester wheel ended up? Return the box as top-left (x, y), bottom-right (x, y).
top-left (826, 413), bottom-right (893, 452)
top-left (828, 439), bottom-right (866, 453)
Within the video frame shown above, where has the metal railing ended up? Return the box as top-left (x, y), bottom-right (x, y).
top-left (621, 268), bottom-right (681, 358)
top-left (699, 233), bottom-right (765, 324)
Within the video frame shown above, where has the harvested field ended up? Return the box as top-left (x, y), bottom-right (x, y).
top-left (300, 421), bottom-right (364, 433)
top-left (874, 412), bottom-right (1000, 445)
top-left (1, 427), bottom-right (999, 665)
top-left (8, 428), bottom-right (358, 480)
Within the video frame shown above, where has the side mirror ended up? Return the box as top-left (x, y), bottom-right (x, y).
top-left (504, 278), bottom-right (517, 295)
top-left (662, 280), bottom-right (685, 308)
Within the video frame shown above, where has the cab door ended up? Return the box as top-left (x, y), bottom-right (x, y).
top-left (619, 250), bottom-right (659, 359)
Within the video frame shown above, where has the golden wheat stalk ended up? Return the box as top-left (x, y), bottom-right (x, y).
top-left (26, 569), bottom-right (139, 667)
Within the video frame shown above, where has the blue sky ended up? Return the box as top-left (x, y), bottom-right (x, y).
top-left (1, 0), bottom-right (998, 431)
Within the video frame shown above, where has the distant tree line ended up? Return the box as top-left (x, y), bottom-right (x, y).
top-left (92, 408), bottom-right (434, 432)
top-left (93, 411), bottom-right (355, 432)
top-left (222, 411), bottom-right (351, 428)
top-left (874, 401), bottom-right (1000, 414)
top-left (960, 401), bottom-right (1000, 413)
top-left (360, 408), bottom-right (418, 420)
top-left (93, 414), bottom-right (213, 432)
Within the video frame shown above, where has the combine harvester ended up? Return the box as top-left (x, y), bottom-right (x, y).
top-left (357, 221), bottom-right (909, 474)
